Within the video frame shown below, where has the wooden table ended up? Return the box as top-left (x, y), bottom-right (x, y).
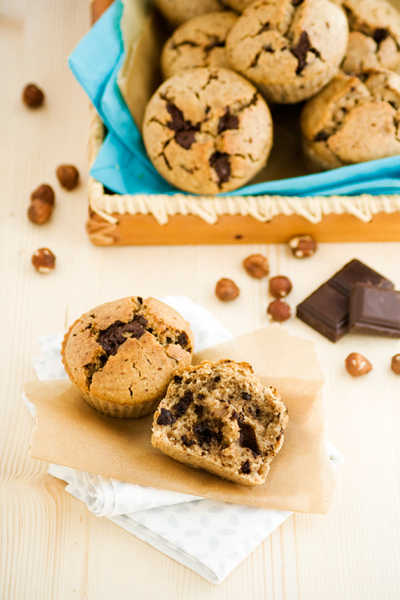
top-left (1, 1), bottom-right (400, 598)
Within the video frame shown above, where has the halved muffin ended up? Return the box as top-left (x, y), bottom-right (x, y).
top-left (152, 359), bottom-right (288, 485)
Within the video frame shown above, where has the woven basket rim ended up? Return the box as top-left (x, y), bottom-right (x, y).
top-left (87, 106), bottom-right (400, 226)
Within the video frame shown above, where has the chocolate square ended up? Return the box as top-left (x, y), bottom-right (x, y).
top-left (349, 283), bottom-right (400, 337)
top-left (296, 259), bottom-right (394, 342)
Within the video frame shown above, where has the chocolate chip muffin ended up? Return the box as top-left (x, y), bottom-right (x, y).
top-left (301, 68), bottom-right (400, 171)
top-left (338, 0), bottom-right (400, 75)
top-left (152, 359), bottom-right (288, 486)
top-left (155, 0), bottom-right (225, 28)
top-left (142, 67), bottom-right (273, 195)
top-left (161, 12), bottom-right (238, 79)
top-left (61, 297), bottom-right (194, 418)
top-left (225, 0), bottom-right (349, 104)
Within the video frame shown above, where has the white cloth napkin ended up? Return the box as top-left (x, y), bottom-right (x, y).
top-left (25, 296), bottom-right (343, 584)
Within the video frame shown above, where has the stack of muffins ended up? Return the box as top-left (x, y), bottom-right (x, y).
top-left (141, 0), bottom-right (400, 194)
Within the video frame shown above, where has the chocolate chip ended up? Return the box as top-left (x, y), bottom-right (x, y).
top-left (193, 420), bottom-right (223, 447)
top-left (97, 315), bottom-right (148, 356)
top-left (292, 31), bottom-right (311, 75)
top-left (292, 0), bottom-right (304, 5)
top-left (239, 422), bottom-right (260, 455)
top-left (197, 393), bottom-right (205, 400)
top-left (177, 331), bottom-right (189, 348)
top-left (166, 103), bottom-right (200, 150)
top-left (314, 130), bottom-right (330, 142)
top-left (218, 108), bottom-right (239, 134)
top-left (175, 130), bottom-right (197, 150)
top-left (181, 434), bottom-right (196, 447)
top-left (214, 376), bottom-right (221, 382)
top-left (195, 404), bottom-right (204, 419)
top-left (240, 459), bottom-right (251, 474)
top-left (174, 389), bottom-right (193, 417)
top-left (373, 28), bottom-right (389, 44)
top-left (241, 392), bottom-right (251, 401)
top-left (174, 375), bottom-right (183, 384)
top-left (231, 410), bottom-right (240, 420)
top-left (157, 408), bottom-right (176, 426)
top-left (209, 152), bottom-right (231, 185)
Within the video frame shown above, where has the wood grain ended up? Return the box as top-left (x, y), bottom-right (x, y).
top-left (1, 1), bottom-right (400, 599)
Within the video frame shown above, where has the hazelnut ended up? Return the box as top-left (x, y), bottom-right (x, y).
top-left (215, 278), bottom-right (240, 301)
top-left (56, 165), bottom-right (80, 190)
top-left (31, 184), bottom-right (55, 206)
top-left (267, 299), bottom-right (291, 322)
top-left (243, 254), bottom-right (269, 278)
top-left (28, 184), bottom-right (55, 224)
top-left (28, 199), bottom-right (53, 224)
top-left (345, 353), bottom-right (372, 377)
top-left (289, 235), bottom-right (317, 258)
top-left (22, 83), bottom-right (44, 108)
top-left (31, 248), bottom-right (56, 273)
top-left (269, 276), bottom-right (292, 298)
top-left (391, 354), bottom-right (400, 375)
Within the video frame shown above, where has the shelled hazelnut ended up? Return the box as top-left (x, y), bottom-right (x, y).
top-left (215, 278), bottom-right (240, 301)
top-left (269, 276), bottom-right (292, 298)
top-left (289, 235), bottom-right (317, 258)
top-left (22, 84), bottom-right (44, 108)
top-left (391, 354), bottom-right (400, 375)
top-left (345, 353), bottom-right (372, 377)
top-left (31, 248), bottom-right (56, 273)
top-left (56, 165), bottom-right (80, 190)
top-left (27, 184), bottom-right (55, 224)
top-left (267, 299), bottom-right (291, 322)
top-left (243, 254), bottom-right (269, 278)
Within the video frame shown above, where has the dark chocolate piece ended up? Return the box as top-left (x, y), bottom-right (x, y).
top-left (329, 259), bottom-right (394, 296)
top-left (349, 283), bottom-right (400, 338)
top-left (296, 259), bottom-right (394, 342)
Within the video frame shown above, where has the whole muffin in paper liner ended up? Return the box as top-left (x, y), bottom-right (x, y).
top-left (62, 297), bottom-right (194, 418)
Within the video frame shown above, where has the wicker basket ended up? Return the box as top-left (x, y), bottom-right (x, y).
top-left (87, 1), bottom-right (400, 246)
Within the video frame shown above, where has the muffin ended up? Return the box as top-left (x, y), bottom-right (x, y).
top-left (161, 12), bottom-right (238, 79)
top-left (61, 297), bottom-right (194, 418)
top-left (301, 68), bottom-right (400, 171)
top-left (151, 359), bottom-right (289, 486)
top-left (142, 67), bottom-right (273, 195)
top-left (220, 0), bottom-right (253, 12)
top-left (337, 0), bottom-right (400, 75)
top-left (225, 0), bottom-right (349, 104)
top-left (155, 0), bottom-right (225, 28)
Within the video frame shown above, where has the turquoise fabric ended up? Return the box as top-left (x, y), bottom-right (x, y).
top-left (69, 0), bottom-right (400, 197)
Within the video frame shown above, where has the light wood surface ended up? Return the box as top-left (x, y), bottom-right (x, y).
top-left (1, 1), bottom-right (400, 599)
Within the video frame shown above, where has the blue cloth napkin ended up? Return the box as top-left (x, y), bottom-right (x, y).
top-left (69, 0), bottom-right (400, 197)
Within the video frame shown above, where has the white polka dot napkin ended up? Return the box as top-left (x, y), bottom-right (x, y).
top-left (24, 297), bottom-right (343, 584)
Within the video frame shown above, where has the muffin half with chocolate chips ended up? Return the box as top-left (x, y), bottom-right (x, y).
top-left (61, 297), bottom-right (194, 418)
top-left (151, 359), bottom-right (288, 485)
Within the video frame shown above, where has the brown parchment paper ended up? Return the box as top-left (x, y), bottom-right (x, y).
top-left (26, 325), bottom-right (336, 514)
